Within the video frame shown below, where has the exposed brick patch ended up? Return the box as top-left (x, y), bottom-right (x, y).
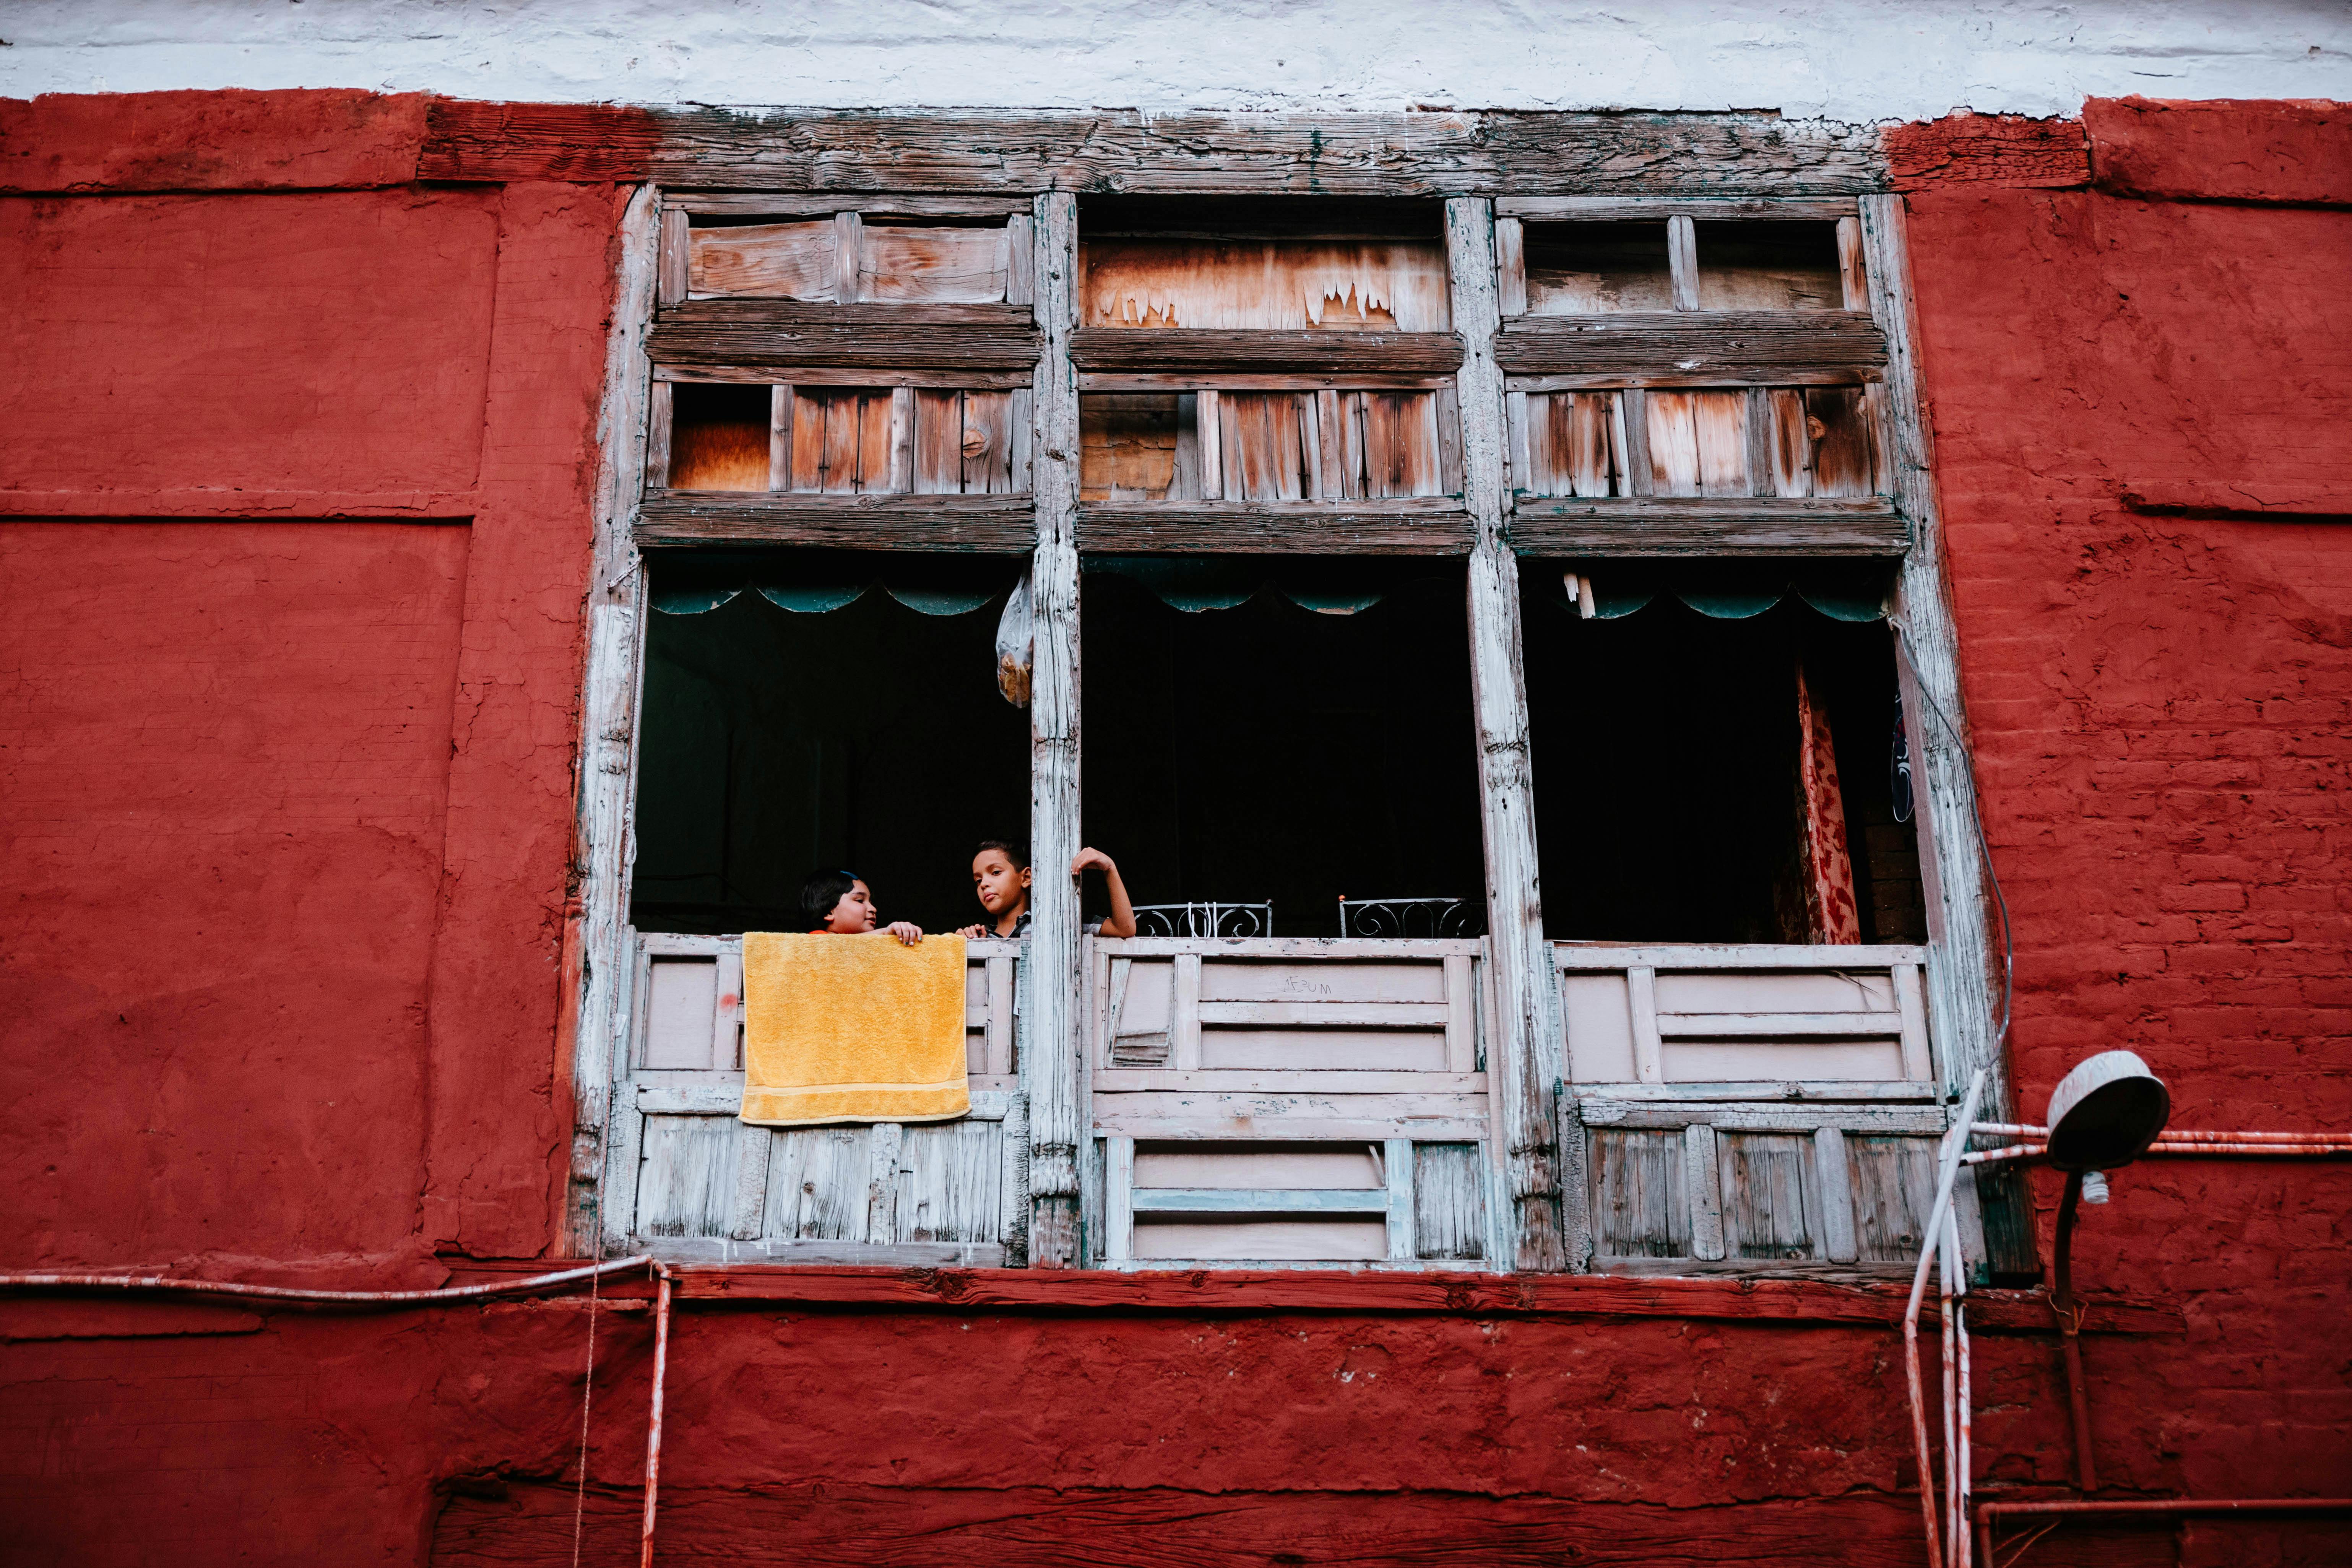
top-left (1884, 111), bottom-right (2090, 191)
top-left (418, 98), bottom-right (662, 183)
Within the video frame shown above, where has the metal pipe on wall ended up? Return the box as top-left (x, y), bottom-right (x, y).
top-left (1904, 1068), bottom-right (1988, 1568)
top-left (0, 1256), bottom-right (655, 1304)
top-left (640, 1267), bottom-right (674, 1567)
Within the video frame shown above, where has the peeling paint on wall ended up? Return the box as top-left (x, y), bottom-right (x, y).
top-left (3, 0), bottom-right (2350, 122)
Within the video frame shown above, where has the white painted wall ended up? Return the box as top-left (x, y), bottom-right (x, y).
top-left (3, 0), bottom-right (2345, 123)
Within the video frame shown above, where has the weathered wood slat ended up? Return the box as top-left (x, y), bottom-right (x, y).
top-left (1499, 196), bottom-right (1863, 221)
top-left (1569, 1081), bottom-right (1937, 1103)
top-left (1579, 1100), bottom-right (1946, 1134)
top-left (634, 491), bottom-right (1035, 551)
top-left (663, 1264), bottom-right (2182, 1332)
top-left (1814, 1126), bottom-right (1861, 1264)
top-left (1506, 496), bottom-right (1906, 556)
top-left (1447, 197), bottom-right (1567, 1273)
top-left (652, 1238), bottom-right (1005, 1266)
top-left (1194, 1001), bottom-right (1451, 1028)
top-left (648, 300), bottom-right (1041, 369)
top-left (574, 187), bottom-right (659, 1254)
top-left (1590, 1128), bottom-right (1689, 1259)
top-left (1070, 329), bottom-right (1464, 375)
top-left (431, 108), bottom-right (1885, 196)
top-left (1684, 1124), bottom-right (1728, 1260)
top-left (668, 192), bottom-right (1036, 218)
top-left (1494, 311), bottom-right (1886, 375)
top-left (1412, 1142), bottom-right (1488, 1262)
top-left (896, 1120), bottom-right (1005, 1244)
top-left (1653, 1010), bottom-right (1907, 1038)
top-left (1383, 1138), bottom-right (1418, 1261)
top-left (1093, 1070), bottom-right (1486, 1094)
top-left (1025, 193), bottom-right (1086, 1267)
top-left (1130, 1188), bottom-right (1391, 1214)
top-left (1554, 942), bottom-right (1928, 970)
top-left (1100, 937), bottom-right (1484, 958)
top-left (1093, 1101), bottom-right (1489, 1143)
top-left (1076, 500), bottom-right (1473, 555)
top-left (1717, 1131), bottom-right (1820, 1261)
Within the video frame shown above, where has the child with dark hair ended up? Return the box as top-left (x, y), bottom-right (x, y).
top-left (799, 869), bottom-right (924, 945)
top-left (956, 840), bottom-right (1137, 939)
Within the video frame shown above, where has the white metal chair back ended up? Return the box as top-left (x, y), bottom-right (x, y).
top-left (1337, 896), bottom-right (1476, 938)
top-left (1130, 900), bottom-right (1273, 938)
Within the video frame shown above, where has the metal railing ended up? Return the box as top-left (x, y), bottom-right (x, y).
top-left (1129, 901), bottom-right (1274, 938)
top-left (1337, 896), bottom-right (1478, 938)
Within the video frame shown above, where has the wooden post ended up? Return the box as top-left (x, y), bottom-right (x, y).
top-left (1445, 197), bottom-right (1572, 1272)
top-left (1666, 214), bottom-right (1700, 312)
top-left (570, 184), bottom-right (660, 1256)
top-left (1384, 1138), bottom-right (1417, 1261)
top-left (1024, 191), bottom-right (1085, 1267)
top-left (1684, 1123), bottom-right (1725, 1262)
top-left (1861, 193), bottom-right (2028, 1277)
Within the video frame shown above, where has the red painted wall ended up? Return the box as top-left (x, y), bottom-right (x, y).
top-left (1, 91), bottom-right (2347, 1566)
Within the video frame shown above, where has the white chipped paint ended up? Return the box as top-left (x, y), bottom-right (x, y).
top-left (1, 0), bottom-right (2346, 123)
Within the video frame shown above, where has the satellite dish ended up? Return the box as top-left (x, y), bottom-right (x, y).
top-left (2044, 1050), bottom-right (2170, 1171)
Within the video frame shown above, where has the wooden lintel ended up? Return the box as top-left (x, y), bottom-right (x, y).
top-left (664, 192), bottom-right (1034, 218)
top-left (661, 1264), bottom-right (2183, 1334)
top-left (1077, 502), bottom-right (1474, 555)
top-left (635, 492), bottom-right (1037, 552)
top-left (421, 102), bottom-right (1884, 195)
top-left (1506, 498), bottom-right (1907, 557)
top-left (1070, 329), bottom-right (1464, 377)
top-left (658, 364), bottom-right (1035, 390)
top-left (1494, 311), bottom-right (1887, 376)
top-left (1503, 367), bottom-right (1876, 392)
top-left (648, 299), bottom-right (1041, 370)
top-left (1498, 196), bottom-right (1861, 222)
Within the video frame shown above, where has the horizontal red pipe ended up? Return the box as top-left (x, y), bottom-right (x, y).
top-left (1961, 1141), bottom-right (2352, 1164)
top-left (0, 1256), bottom-right (652, 1305)
top-left (1980, 1498), bottom-right (2352, 1518)
top-left (1975, 1123), bottom-right (2345, 1144)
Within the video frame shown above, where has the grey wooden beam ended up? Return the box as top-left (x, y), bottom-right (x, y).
top-left (1024, 191), bottom-right (1086, 1268)
top-left (1447, 196), bottom-right (1571, 1273)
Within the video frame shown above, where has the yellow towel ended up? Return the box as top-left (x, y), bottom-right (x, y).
top-left (739, 932), bottom-right (970, 1127)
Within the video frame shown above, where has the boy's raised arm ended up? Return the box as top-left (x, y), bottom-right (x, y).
top-left (1074, 847), bottom-right (1137, 938)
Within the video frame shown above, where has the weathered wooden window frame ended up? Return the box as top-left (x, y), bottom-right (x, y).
top-left (556, 116), bottom-right (2006, 1277)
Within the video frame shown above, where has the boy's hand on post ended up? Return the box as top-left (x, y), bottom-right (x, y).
top-left (1072, 847), bottom-right (1116, 876)
top-left (955, 923), bottom-right (986, 938)
top-left (886, 921), bottom-right (923, 945)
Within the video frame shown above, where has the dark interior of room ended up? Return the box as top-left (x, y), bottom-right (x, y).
top-left (1521, 563), bottom-right (1925, 945)
top-left (630, 552), bottom-right (1028, 936)
top-left (630, 551), bottom-right (1920, 946)
top-left (1078, 561), bottom-right (1486, 938)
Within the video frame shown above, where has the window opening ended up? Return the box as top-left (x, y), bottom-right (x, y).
top-left (631, 551), bottom-right (1028, 937)
top-left (1693, 220), bottom-right (1844, 312)
top-left (667, 381), bottom-right (771, 491)
top-left (1079, 560), bottom-right (1485, 938)
top-left (1520, 222), bottom-right (1675, 315)
top-left (1520, 563), bottom-right (1924, 946)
